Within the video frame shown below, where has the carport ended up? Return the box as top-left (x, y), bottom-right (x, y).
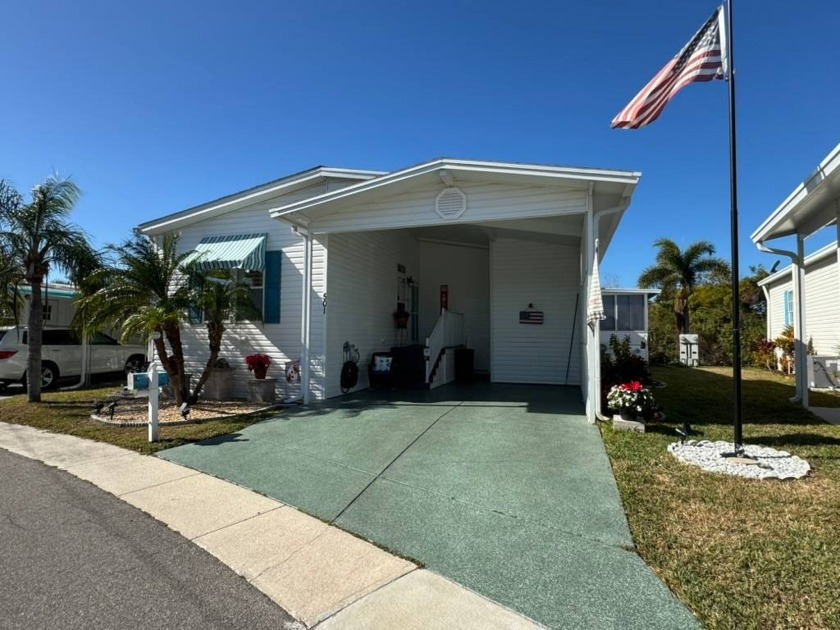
top-left (160, 383), bottom-right (696, 629)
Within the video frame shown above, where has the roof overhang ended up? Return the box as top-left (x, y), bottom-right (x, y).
top-left (137, 167), bottom-right (384, 236)
top-left (757, 240), bottom-right (838, 287)
top-left (270, 158), bottom-right (641, 251)
top-left (751, 142), bottom-right (840, 244)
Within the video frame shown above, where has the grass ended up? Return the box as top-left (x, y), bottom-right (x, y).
top-left (602, 366), bottom-right (840, 629)
top-left (0, 385), bottom-right (280, 454)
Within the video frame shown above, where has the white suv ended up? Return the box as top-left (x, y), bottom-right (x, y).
top-left (0, 327), bottom-right (147, 390)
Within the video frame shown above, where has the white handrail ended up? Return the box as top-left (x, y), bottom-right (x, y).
top-left (425, 310), bottom-right (466, 382)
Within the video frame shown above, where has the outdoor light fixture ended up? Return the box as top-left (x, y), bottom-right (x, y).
top-left (675, 422), bottom-right (695, 444)
top-left (92, 402), bottom-right (104, 415)
top-left (179, 403), bottom-right (191, 420)
top-left (107, 401), bottom-right (118, 420)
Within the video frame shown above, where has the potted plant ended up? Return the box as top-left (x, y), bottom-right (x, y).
top-left (246, 353), bottom-right (272, 380)
top-left (607, 380), bottom-right (657, 431)
top-left (203, 357), bottom-right (234, 401)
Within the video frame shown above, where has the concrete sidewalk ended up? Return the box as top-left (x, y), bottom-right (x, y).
top-left (0, 422), bottom-right (543, 629)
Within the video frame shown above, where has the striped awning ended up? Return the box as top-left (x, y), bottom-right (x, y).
top-left (183, 233), bottom-right (267, 272)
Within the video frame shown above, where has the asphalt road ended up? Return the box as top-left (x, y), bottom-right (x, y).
top-left (0, 448), bottom-right (302, 630)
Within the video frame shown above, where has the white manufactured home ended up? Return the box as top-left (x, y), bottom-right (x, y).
top-left (137, 158), bottom-right (641, 422)
top-left (752, 142), bottom-right (840, 404)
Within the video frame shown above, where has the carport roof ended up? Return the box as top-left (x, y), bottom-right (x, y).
top-left (270, 158), bottom-right (641, 224)
top-left (751, 142), bottom-right (840, 243)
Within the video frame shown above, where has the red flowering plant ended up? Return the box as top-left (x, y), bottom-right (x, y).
top-left (606, 380), bottom-right (657, 419)
top-left (245, 353), bottom-right (272, 372)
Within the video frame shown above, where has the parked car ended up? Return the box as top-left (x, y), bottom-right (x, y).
top-left (0, 327), bottom-right (147, 390)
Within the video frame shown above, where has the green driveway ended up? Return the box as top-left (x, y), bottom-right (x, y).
top-left (160, 384), bottom-right (697, 629)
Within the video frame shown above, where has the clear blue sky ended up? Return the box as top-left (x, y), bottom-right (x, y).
top-left (2, 1), bottom-right (838, 286)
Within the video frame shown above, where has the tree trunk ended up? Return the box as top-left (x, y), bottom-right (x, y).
top-left (26, 277), bottom-right (43, 402)
top-left (162, 322), bottom-right (189, 404)
top-left (191, 321), bottom-right (224, 402)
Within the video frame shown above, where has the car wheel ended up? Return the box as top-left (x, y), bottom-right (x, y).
top-left (40, 363), bottom-right (59, 390)
top-left (125, 355), bottom-right (147, 374)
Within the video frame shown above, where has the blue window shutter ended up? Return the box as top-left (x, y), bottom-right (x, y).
top-left (783, 290), bottom-right (793, 327)
top-left (264, 251), bottom-right (282, 324)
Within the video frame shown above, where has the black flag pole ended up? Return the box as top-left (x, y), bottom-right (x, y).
top-left (723, 0), bottom-right (750, 460)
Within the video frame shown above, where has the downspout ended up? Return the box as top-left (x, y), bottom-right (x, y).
top-left (294, 222), bottom-right (313, 405)
top-left (592, 204), bottom-right (626, 422)
top-left (756, 239), bottom-right (807, 405)
top-left (61, 333), bottom-right (90, 391)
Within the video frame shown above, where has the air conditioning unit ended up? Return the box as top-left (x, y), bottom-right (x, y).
top-left (808, 356), bottom-right (839, 389)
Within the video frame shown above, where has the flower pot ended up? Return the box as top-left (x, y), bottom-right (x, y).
top-left (613, 412), bottom-right (645, 433)
top-left (394, 313), bottom-right (410, 329)
top-left (252, 365), bottom-right (269, 380)
top-left (203, 367), bottom-right (235, 401)
top-left (619, 409), bottom-right (637, 422)
top-left (247, 378), bottom-right (277, 404)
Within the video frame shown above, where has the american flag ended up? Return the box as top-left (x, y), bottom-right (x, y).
top-left (611, 7), bottom-right (728, 130)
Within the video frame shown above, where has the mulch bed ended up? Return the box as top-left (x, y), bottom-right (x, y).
top-left (90, 393), bottom-right (271, 427)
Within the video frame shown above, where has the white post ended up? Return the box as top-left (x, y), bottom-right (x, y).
top-left (793, 234), bottom-right (808, 407)
top-left (148, 363), bottom-right (159, 442)
top-left (585, 207), bottom-right (597, 424)
top-left (300, 231), bottom-right (313, 405)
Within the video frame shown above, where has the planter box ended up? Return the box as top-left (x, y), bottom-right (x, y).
top-left (247, 378), bottom-right (277, 404)
top-left (203, 367), bottom-right (235, 401)
top-left (612, 415), bottom-right (646, 433)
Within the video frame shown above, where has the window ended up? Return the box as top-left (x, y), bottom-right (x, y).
top-left (91, 332), bottom-right (119, 345)
top-left (601, 294), bottom-right (646, 331)
top-left (242, 269), bottom-right (264, 320)
top-left (616, 295), bottom-right (645, 331)
top-left (602, 296), bottom-right (617, 331)
top-left (43, 304), bottom-right (52, 321)
top-left (783, 289), bottom-right (793, 326)
top-left (42, 330), bottom-right (78, 345)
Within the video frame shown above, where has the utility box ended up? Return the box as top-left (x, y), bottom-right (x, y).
top-left (809, 356), bottom-right (840, 389)
top-left (679, 334), bottom-right (700, 367)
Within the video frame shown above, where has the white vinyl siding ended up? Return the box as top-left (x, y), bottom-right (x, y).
top-left (490, 238), bottom-right (581, 385)
top-left (324, 230), bottom-right (420, 398)
top-left (311, 182), bottom-right (587, 234)
top-left (764, 248), bottom-right (839, 356)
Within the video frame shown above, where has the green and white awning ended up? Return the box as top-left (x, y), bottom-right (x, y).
top-left (183, 233), bottom-right (268, 272)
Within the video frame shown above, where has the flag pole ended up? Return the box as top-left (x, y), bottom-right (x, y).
top-left (724, 0), bottom-right (746, 457)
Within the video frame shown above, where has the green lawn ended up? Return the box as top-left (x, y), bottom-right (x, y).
top-left (0, 385), bottom-right (279, 454)
top-left (602, 366), bottom-right (840, 630)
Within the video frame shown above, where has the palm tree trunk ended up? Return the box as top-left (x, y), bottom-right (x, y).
top-left (162, 322), bottom-right (189, 404)
top-left (153, 328), bottom-right (185, 406)
top-left (191, 322), bottom-right (224, 401)
top-left (26, 277), bottom-right (43, 402)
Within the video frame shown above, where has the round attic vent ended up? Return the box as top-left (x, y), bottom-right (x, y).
top-left (435, 187), bottom-right (467, 220)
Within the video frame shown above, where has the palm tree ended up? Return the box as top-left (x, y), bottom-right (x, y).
top-left (638, 238), bottom-right (730, 334)
top-left (75, 234), bottom-right (194, 405)
top-left (187, 270), bottom-right (260, 402)
top-left (0, 177), bottom-right (95, 402)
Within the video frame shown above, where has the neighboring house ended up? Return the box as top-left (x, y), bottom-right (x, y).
top-left (759, 242), bottom-right (839, 356)
top-left (137, 159), bottom-right (641, 421)
top-left (600, 289), bottom-right (659, 361)
top-left (2, 283), bottom-right (79, 328)
top-left (752, 142), bottom-right (840, 404)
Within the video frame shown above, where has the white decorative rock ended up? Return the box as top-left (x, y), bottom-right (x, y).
top-left (668, 440), bottom-right (810, 480)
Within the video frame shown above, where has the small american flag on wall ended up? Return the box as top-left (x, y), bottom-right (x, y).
top-left (519, 310), bottom-right (544, 325)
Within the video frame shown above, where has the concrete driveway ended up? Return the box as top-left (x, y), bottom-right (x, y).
top-left (160, 383), bottom-right (697, 629)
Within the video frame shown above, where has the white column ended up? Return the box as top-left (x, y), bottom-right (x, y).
top-left (585, 208), bottom-right (597, 424)
top-left (793, 234), bottom-right (808, 407)
top-left (148, 363), bottom-right (159, 442)
top-left (300, 232), bottom-right (313, 405)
